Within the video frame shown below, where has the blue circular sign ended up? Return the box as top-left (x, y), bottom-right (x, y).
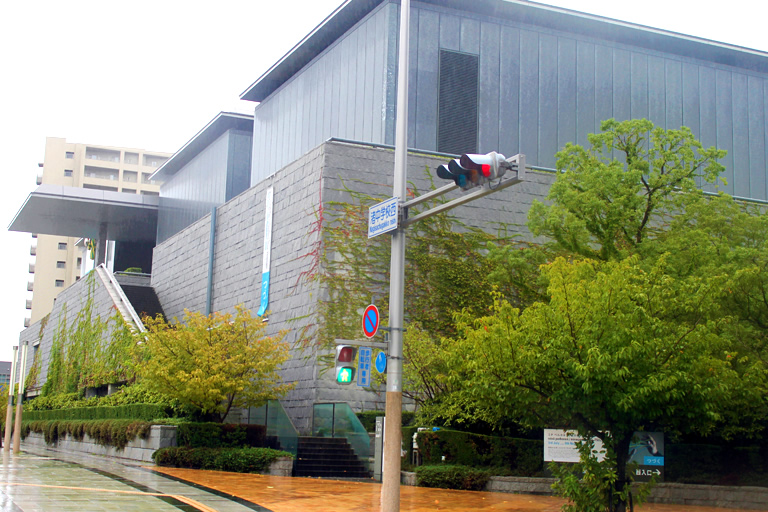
top-left (362, 304), bottom-right (380, 338)
top-left (374, 350), bottom-right (387, 373)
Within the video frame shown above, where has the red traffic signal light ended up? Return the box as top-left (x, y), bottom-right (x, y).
top-left (436, 152), bottom-right (508, 190)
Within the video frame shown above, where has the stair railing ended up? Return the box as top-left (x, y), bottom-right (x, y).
top-left (248, 400), bottom-right (299, 456)
top-left (312, 402), bottom-right (370, 465)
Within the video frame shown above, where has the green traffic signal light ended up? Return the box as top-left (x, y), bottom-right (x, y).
top-left (337, 366), bottom-right (354, 384)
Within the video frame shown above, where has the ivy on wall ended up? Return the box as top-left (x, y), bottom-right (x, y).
top-left (38, 273), bottom-right (138, 396)
top-left (295, 169), bottom-right (520, 374)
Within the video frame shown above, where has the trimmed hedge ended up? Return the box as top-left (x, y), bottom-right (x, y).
top-left (24, 404), bottom-right (170, 422)
top-left (415, 465), bottom-right (491, 491)
top-left (356, 411), bottom-right (415, 432)
top-left (23, 419), bottom-right (152, 449)
top-left (176, 422), bottom-right (267, 448)
top-left (153, 446), bottom-right (291, 473)
top-left (416, 429), bottom-right (544, 476)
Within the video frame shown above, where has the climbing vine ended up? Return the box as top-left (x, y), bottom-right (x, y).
top-left (38, 273), bottom-right (139, 396)
top-left (294, 168), bottom-right (520, 378)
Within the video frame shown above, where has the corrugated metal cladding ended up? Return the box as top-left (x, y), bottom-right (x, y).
top-left (251, 0), bottom-right (768, 202)
top-left (158, 130), bottom-right (252, 244)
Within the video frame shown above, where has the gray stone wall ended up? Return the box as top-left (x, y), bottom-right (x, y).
top-left (149, 140), bottom-right (556, 434)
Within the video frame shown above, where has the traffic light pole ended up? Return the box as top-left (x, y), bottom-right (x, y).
top-left (381, 0), bottom-right (410, 509)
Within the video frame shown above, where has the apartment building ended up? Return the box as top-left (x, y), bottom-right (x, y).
top-left (26, 137), bottom-right (171, 326)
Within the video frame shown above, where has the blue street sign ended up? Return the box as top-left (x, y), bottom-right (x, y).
top-left (374, 350), bottom-right (387, 373)
top-left (358, 347), bottom-right (372, 387)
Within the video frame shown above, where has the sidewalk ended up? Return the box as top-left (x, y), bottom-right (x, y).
top-left (153, 466), bottom-right (753, 512)
top-left (0, 446), bottom-right (756, 512)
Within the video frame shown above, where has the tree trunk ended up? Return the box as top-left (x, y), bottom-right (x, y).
top-left (612, 434), bottom-right (633, 512)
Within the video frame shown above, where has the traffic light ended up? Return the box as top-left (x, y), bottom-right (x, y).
top-left (335, 345), bottom-right (356, 384)
top-left (436, 152), bottom-right (508, 190)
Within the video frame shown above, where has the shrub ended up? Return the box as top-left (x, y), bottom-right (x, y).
top-left (356, 411), bottom-right (415, 432)
top-left (24, 404), bottom-right (171, 422)
top-left (416, 429), bottom-right (544, 476)
top-left (152, 446), bottom-right (291, 473)
top-left (415, 465), bottom-right (490, 491)
top-left (23, 419), bottom-right (153, 450)
top-left (176, 422), bottom-right (266, 448)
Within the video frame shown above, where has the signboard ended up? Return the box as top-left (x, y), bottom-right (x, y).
top-left (257, 186), bottom-right (274, 317)
top-left (544, 429), bottom-right (664, 482)
top-left (362, 304), bottom-right (380, 338)
top-left (357, 346), bottom-right (372, 387)
top-left (544, 429), bottom-right (605, 463)
top-left (368, 197), bottom-right (399, 238)
top-left (629, 432), bottom-right (664, 482)
top-left (374, 350), bottom-right (387, 373)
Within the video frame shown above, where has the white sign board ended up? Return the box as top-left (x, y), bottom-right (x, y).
top-left (368, 197), bottom-right (399, 238)
top-left (543, 429), bottom-right (605, 463)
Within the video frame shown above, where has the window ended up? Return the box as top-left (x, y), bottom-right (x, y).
top-left (437, 49), bottom-right (479, 155)
top-left (65, 151), bottom-right (74, 159)
top-left (58, 242), bottom-right (67, 250)
top-left (122, 188), bottom-right (136, 194)
top-left (77, 257), bottom-right (82, 267)
top-left (64, 169), bottom-right (73, 177)
top-left (55, 280), bottom-right (64, 288)
top-left (56, 261), bottom-right (66, 269)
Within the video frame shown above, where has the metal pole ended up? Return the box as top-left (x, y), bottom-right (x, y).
top-left (381, 0), bottom-right (410, 510)
top-left (3, 346), bottom-right (17, 451)
top-left (12, 342), bottom-right (28, 453)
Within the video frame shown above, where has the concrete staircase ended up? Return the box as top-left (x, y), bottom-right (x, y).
top-left (294, 437), bottom-right (370, 479)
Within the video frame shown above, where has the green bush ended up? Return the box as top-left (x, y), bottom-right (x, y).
top-left (153, 446), bottom-right (291, 473)
top-left (176, 422), bottom-right (266, 448)
top-left (415, 465), bottom-right (490, 491)
top-left (23, 419), bottom-right (152, 450)
top-left (356, 411), bottom-right (415, 432)
top-left (416, 429), bottom-right (544, 476)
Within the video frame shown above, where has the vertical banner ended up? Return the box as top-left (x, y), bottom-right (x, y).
top-left (257, 186), bottom-right (274, 317)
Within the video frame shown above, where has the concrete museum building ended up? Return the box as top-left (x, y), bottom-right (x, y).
top-left (11, 0), bottom-right (768, 436)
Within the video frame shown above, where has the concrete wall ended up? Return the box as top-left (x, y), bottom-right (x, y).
top-left (21, 425), bottom-right (176, 463)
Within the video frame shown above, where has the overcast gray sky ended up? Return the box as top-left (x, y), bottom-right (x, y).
top-left (0, 0), bottom-right (766, 364)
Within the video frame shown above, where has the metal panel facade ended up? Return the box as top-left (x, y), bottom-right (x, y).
top-left (251, 3), bottom-right (395, 185)
top-left (251, 0), bottom-right (768, 201)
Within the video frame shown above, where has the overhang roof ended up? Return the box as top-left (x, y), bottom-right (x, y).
top-left (8, 185), bottom-right (159, 242)
top-left (151, 111), bottom-right (253, 181)
top-left (240, 0), bottom-right (768, 102)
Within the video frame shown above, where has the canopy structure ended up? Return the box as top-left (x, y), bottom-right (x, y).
top-left (8, 184), bottom-right (158, 242)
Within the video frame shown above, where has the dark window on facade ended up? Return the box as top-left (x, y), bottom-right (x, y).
top-left (437, 49), bottom-right (479, 155)
top-left (55, 280), bottom-right (64, 288)
top-left (65, 151), bottom-right (74, 159)
top-left (64, 169), bottom-right (73, 177)
top-left (56, 261), bottom-right (66, 269)
top-left (58, 242), bottom-right (67, 250)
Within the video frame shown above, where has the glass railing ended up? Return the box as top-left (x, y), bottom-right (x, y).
top-left (248, 400), bottom-right (298, 456)
top-left (312, 402), bottom-right (370, 465)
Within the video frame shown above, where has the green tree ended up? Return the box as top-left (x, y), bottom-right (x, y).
top-left (446, 256), bottom-right (762, 511)
top-left (137, 305), bottom-right (293, 422)
top-left (447, 119), bottom-right (767, 511)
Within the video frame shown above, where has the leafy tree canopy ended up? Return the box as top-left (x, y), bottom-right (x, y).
top-left (136, 305), bottom-right (293, 422)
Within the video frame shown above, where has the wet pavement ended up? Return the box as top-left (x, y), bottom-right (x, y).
top-left (0, 446), bottom-right (755, 512)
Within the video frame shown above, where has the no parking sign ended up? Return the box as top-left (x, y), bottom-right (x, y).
top-left (362, 304), bottom-right (380, 338)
